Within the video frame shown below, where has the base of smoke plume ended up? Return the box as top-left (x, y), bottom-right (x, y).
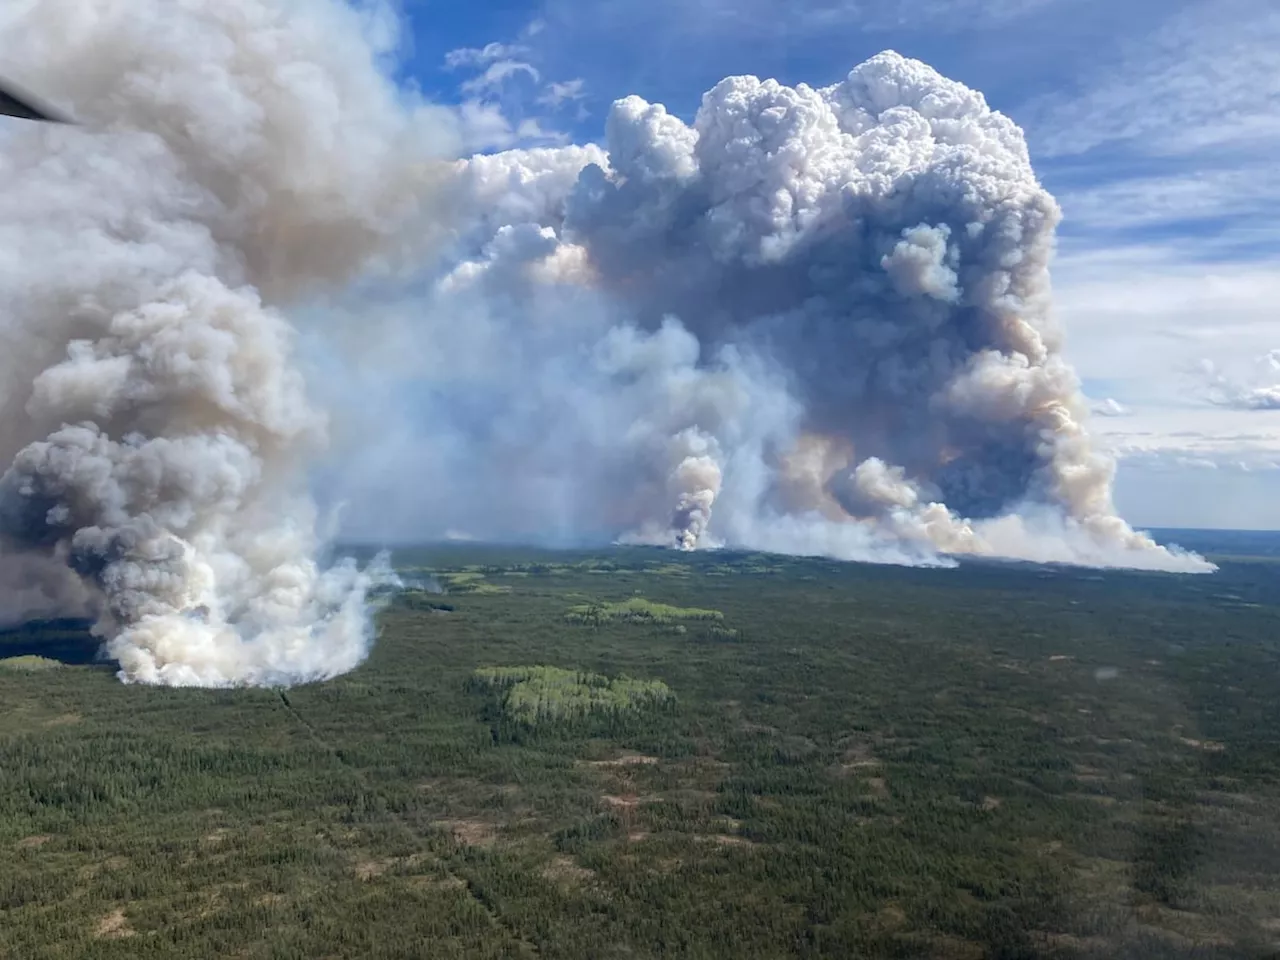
top-left (648, 537), bottom-right (1215, 575)
top-left (619, 504), bottom-right (1215, 575)
top-left (102, 552), bottom-right (400, 689)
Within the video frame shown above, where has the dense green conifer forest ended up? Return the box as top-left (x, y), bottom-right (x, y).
top-left (3, 534), bottom-right (1280, 958)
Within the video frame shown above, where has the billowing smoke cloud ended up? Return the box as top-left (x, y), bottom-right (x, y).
top-left (326, 52), bottom-right (1211, 573)
top-left (0, 0), bottom-right (454, 685)
top-left (0, 11), bottom-right (1212, 695)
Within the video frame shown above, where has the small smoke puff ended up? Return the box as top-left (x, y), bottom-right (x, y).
top-left (1092, 398), bottom-right (1129, 417)
top-left (882, 224), bottom-right (960, 302)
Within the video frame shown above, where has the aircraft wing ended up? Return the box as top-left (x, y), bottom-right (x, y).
top-left (0, 77), bottom-right (70, 123)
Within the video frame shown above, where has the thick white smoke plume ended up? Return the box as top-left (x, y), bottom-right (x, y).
top-left (0, 0), bottom-right (452, 685)
top-left (0, 9), bottom-right (1212, 691)
top-left (329, 53), bottom-right (1211, 574)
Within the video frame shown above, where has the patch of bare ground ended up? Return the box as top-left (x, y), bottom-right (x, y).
top-left (627, 831), bottom-right (649, 842)
top-left (438, 819), bottom-right (499, 847)
top-left (667, 787), bottom-right (717, 805)
top-left (696, 833), bottom-right (755, 847)
top-left (16, 834), bottom-right (52, 849)
top-left (1070, 793), bottom-right (1119, 806)
top-left (832, 737), bottom-right (880, 777)
top-left (408, 875), bottom-right (467, 892)
top-left (1197, 789), bottom-right (1259, 810)
top-left (583, 753), bottom-right (659, 768)
top-left (542, 855), bottom-right (594, 884)
top-left (201, 828), bottom-right (231, 848)
top-left (687, 756), bottom-right (731, 774)
top-left (43, 712), bottom-right (81, 727)
top-left (354, 853), bottom-right (430, 880)
top-left (875, 904), bottom-right (908, 930)
top-left (255, 893), bottom-right (287, 907)
top-left (1043, 933), bottom-right (1112, 952)
top-left (1134, 904), bottom-right (1236, 948)
top-left (95, 908), bottom-right (134, 940)
top-left (79, 856), bottom-right (129, 881)
top-left (191, 886), bottom-right (241, 921)
top-left (893, 934), bottom-right (984, 959)
top-left (867, 777), bottom-right (889, 797)
top-left (600, 794), bottom-right (660, 809)
top-left (1180, 736), bottom-right (1226, 752)
top-left (355, 859), bottom-right (394, 881)
top-left (981, 796), bottom-right (1001, 811)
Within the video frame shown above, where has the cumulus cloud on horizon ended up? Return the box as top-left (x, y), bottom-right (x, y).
top-left (1201, 351), bottom-right (1280, 411)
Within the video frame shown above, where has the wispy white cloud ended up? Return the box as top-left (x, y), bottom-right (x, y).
top-left (1055, 245), bottom-right (1280, 397)
top-left (1088, 404), bottom-right (1280, 528)
top-left (1112, 455), bottom-right (1280, 531)
top-left (1090, 397), bottom-right (1130, 417)
top-left (1094, 411), bottom-right (1280, 470)
top-left (440, 19), bottom-right (588, 152)
top-left (538, 78), bottom-right (586, 107)
top-left (1040, 0), bottom-right (1280, 524)
top-left (1029, 0), bottom-right (1280, 160)
top-left (444, 42), bottom-right (530, 71)
top-left (454, 100), bottom-right (568, 152)
top-left (1051, 242), bottom-right (1280, 528)
top-left (460, 60), bottom-right (541, 96)
top-left (1054, 162), bottom-right (1280, 235)
top-left (542, 0), bottom-right (1072, 43)
top-left (809, 0), bottom-right (1066, 31)
top-left (1200, 351), bottom-right (1280, 411)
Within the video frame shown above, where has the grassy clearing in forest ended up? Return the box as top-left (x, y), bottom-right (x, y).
top-left (564, 596), bottom-right (724, 625)
top-left (0, 656), bottom-right (63, 672)
top-left (470, 666), bottom-right (675, 726)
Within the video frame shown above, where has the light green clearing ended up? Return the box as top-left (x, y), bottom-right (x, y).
top-left (564, 597), bottom-right (724, 625)
top-left (0, 655), bottom-right (64, 672)
top-left (436, 571), bottom-right (511, 595)
top-left (471, 666), bottom-right (675, 725)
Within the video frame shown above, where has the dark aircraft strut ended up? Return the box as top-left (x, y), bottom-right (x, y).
top-left (0, 76), bottom-right (70, 123)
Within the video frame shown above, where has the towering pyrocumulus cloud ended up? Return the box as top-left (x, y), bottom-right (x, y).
top-left (0, 0), bottom-right (454, 685)
top-left (329, 52), bottom-right (1211, 573)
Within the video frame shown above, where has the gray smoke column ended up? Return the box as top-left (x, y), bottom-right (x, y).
top-left (335, 51), bottom-right (1210, 573)
top-left (0, 0), bottom-right (452, 685)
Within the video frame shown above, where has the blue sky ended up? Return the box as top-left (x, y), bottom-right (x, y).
top-left (390, 0), bottom-right (1280, 529)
